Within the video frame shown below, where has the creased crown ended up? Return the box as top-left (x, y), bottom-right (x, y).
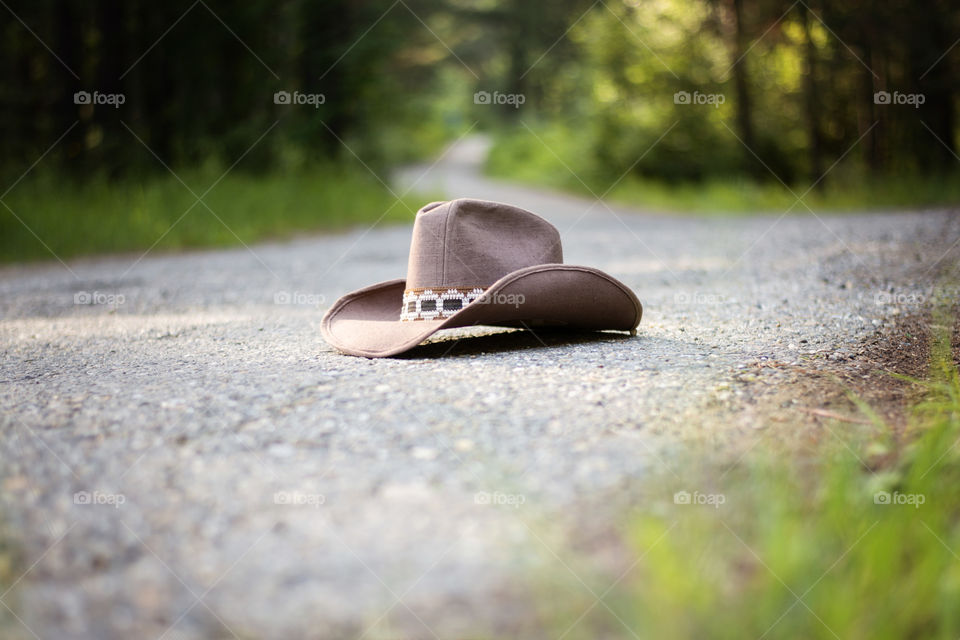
top-left (405, 198), bottom-right (562, 290)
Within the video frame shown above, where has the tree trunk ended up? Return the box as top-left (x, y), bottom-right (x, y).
top-left (730, 0), bottom-right (758, 176)
top-left (54, 0), bottom-right (84, 171)
top-left (799, 3), bottom-right (823, 186)
top-left (912, 1), bottom-right (956, 172)
top-left (95, 0), bottom-right (126, 177)
top-left (859, 40), bottom-right (883, 175)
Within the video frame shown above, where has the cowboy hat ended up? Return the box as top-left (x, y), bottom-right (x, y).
top-left (321, 198), bottom-right (642, 357)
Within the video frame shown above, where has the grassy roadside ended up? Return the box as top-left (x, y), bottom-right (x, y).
top-left (534, 303), bottom-right (960, 639)
top-left (0, 514), bottom-right (24, 639)
top-left (0, 166), bottom-right (428, 264)
top-left (486, 127), bottom-right (960, 215)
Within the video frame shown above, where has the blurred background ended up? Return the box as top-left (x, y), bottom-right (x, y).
top-left (1, 0), bottom-right (958, 262)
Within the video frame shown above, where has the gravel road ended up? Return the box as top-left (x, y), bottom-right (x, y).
top-left (1, 135), bottom-right (957, 638)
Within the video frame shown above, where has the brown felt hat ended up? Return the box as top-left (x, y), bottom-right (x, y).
top-left (321, 198), bottom-right (642, 357)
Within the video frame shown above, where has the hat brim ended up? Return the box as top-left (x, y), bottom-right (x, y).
top-left (320, 264), bottom-right (642, 358)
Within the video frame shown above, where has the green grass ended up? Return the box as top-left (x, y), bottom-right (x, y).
top-left (0, 515), bottom-right (24, 639)
top-left (538, 304), bottom-right (960, 639)
top-left (0, 165), bottom-right (429, 263)
top-left (486, 127), bottom-right (960, 214)
top-left (607, 174), bottom-right (960, 215)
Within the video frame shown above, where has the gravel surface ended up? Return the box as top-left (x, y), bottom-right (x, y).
top-left (1, 136), bottom-right (958, 638)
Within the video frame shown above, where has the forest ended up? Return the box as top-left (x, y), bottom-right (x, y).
top-left (2, 0), bottom-right (958, 258)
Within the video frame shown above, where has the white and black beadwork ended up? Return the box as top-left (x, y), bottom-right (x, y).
top-left (400, 287), bottom-right (486, 321)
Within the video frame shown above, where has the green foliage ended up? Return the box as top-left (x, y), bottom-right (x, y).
top-left (485, 123), bottom-right (603, 193)
top-left (486, 0), bottom-right (959, 189)
top-left (0, 165), bottom-right (426, 263)
top-left (605, 172), bottom-right (960, 214)
top-left (3, 0), bottom-right (959, 257)
top-left (3, 0), bottom-right (959, 186)
top-left (0, 0), bottom-right (470, 178)
top-left (487, 122), bottom-right (960, 213)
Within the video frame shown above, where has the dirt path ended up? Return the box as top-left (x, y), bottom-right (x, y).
top-left (1, 136), bottom-right (957, 638)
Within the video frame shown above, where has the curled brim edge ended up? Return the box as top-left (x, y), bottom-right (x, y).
top-left (320, 264), bottom-right (642, 358)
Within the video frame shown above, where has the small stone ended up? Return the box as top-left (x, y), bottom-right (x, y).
top-left (453, 439), bottom-right (475, 452)
top-left (411, 446), bottom-right (438, 460)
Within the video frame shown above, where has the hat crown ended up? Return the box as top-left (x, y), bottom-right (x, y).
top-left (405, 198), bottom-right (562, 289)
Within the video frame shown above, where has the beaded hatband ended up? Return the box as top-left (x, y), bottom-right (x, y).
top-left (400, 286), bottom-right (487, 321)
